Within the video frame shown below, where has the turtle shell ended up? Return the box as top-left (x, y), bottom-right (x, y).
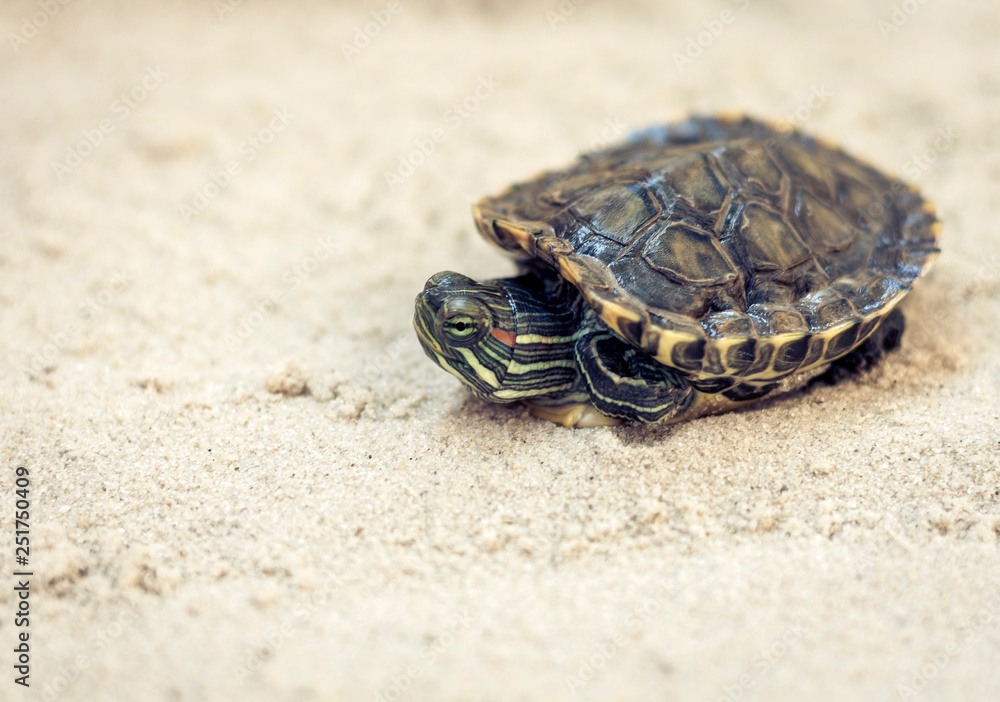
top-left (472, 115), bottom-right (940, 387)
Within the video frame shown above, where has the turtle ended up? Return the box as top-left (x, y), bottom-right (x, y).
top-left (413, 115), bottom-right (940, 427)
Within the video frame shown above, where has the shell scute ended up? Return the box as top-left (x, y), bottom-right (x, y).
top-left (642, 224), bottom-right (739, 286)
top-left (716, 140), bottom-right (785, 193)
top-left (571, 183), bottom-right (659, 245)
top-left (772, 335), bottom-right (811, 374)
top-left (825, 323), bottom-right (861, 359)
top-left (737, 204), bottom-right (812, 271)
top-left (796, 189), bottom-right (858, 252)
top-left (658, 153), bottom-right (730, 213)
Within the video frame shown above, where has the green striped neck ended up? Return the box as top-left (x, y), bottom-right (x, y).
top-left (414, 272), bottom-right (583, 403)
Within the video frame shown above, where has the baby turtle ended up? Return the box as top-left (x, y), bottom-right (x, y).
top-left (414, 116), bottom-right (940, 426)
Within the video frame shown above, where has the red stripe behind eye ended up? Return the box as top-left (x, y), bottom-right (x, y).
top-left (491, 328), bottom-right (516, 347)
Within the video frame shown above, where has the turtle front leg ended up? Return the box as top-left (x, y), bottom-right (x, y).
top-left (573, 328), bottom-right (695, 424)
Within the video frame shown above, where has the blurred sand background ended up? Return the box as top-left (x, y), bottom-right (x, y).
top-left (1, 1), bottom-right (999, 700)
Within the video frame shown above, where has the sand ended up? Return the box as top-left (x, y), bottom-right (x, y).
top-left (2, 1), bottom-right (999, 700)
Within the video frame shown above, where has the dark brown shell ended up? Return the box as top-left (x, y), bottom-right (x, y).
top-left (472, 115), bottom-right (940, 385)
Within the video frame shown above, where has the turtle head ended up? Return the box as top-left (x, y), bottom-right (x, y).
top-left (415, 271), bottom-right (583, 405)
top-left (414, 271), bottom-right (519, 401)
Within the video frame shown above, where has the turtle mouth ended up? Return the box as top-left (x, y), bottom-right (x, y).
top-left (414, 288), bottom-right (497, 394)
top-left (413, 289), bottom-right (449, 358)
top-left (413, 279), bottom-right (513, 399)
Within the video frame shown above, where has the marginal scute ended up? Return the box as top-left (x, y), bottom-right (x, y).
top-left (642, 224), bottom-right (738, 286)
top-left (743, 342), bottom-right (776, 376)
top-left (616, 315), bottom-right (644, 347)
top-left (747, 304), bottom-right (810, 336)
top-left (902, 214), bottom-right (939, 244)
top-left (800, 288), bottom-right (858, 331)
top-left (641, 328), bottom-right (662, 357)
top-left (491, 218), bottom-right (536, 252)
top-left (800, 336), bottom-right (827, 369)
top-left (585, 283), bottom-right (645, 340)
top-left (831, 271), bottom-right (890, 313)
top-left (671, 339), bottom-right (706, 372)
top-left (772, 335), bottom-right (810, 373)
top-left (900, 245), bottom-right (939, 275)
top-left (560, 255), bottom-right (613, 293)
top-left (536, 235), bottom-right (572, 257)
top-left (648, 312), bottom-right (706, 338)
top-left (824, 323), bottom-right (861, 359)
top-left (725, 339), bottom-right (758, 373)
top-left (702, 345), bottom-right (728, 376)
top-left (858, 313), bottom-right (881, 339)
top-left (703, 310), bottom-right (754, 338)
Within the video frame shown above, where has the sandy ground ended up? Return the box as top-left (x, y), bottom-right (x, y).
top-left (2, 1), bottom-right (999, 700)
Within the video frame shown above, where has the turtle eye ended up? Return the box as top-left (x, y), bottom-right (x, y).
top-left (442, 314), bottom-right (479, 343)
top-left (437, 298), bottom-right (491, 347)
